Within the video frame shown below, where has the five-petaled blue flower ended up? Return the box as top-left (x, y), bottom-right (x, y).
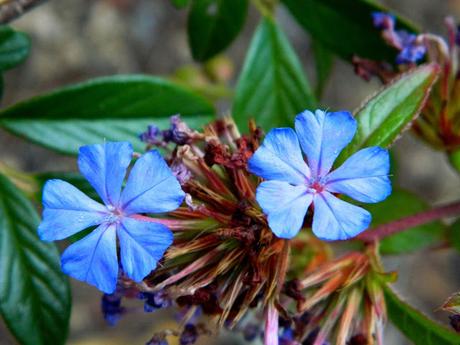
top-left (248, 110), bottom-right (391, 241)
top-left (38, 142), bottom-right (185, 293)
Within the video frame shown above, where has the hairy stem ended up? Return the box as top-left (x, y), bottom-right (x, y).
top-left (357, 199), bottom-right (460, 243)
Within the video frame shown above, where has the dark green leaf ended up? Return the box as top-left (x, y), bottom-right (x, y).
top-left (312, 40), bottom-right (334, 100)
top-left (233, 18), bottom-right (315, 131)
top-left (0, 26), bottom-right (30, 71)
top-left (338, 64), bottom-right (439, 163)
top-left (171, 0), bottom-right (190, 8)
top-left (0, 173), bottom-right (71, 345)
top-left (365, 189), bottom-right (445, 255)
top-left (0, 75), bottom-right (215, 155)
top-left (281, 0), bottom-right (417, 63)
top-left (188, 0), bottom-right (248, 61)
top-left (384, 285), bottom-right (460, 344)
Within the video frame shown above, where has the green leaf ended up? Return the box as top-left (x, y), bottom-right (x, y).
top-left (188, 0), bottom-right (249, 61)
top-left (384, 285), bottom-right (460, 344)
top-left (0, 75), bottom-right (215, 155)
top-left (338, 64), bottom-right (439, 163)
top-left (365, 189), bottom-right (445, 255)
top-left (312, 40), bottom-right (334, 100)
top-left (171, 0), bottom-right (190, 8)
top-left (0, 173), bottom-right (71, 345)
top-left (0, 26), bottom-right (30, 71)
top-left (281, 0), bottom-right (417, 63)
top-left (233, 18), bottom-right (315, 131)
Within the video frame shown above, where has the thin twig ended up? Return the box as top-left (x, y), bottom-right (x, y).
top-left (357, 200), bottom-right (460, 243)
top-left (0, 0), bottom-right (47, 24)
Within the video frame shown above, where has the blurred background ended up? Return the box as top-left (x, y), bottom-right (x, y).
top-left (1, 0), bottom-right (460, 344)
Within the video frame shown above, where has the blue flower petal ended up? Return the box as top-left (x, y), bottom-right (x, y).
top-left (325, 147), bottom-right (391, 203)
top-left (61, 223), bottom-right (118, 293)
top-left (248, 128), bottom-right (310, 185)
top-left (256, 180), bottom-right (312, 239)
top-left (312, 191), bottom-right (371, 241)
top-left (118, 217), bottom-right (173, 282)
top-left (120, 150), bottom-right (185, 215)
top-left (78, 142), bottom-right (133, 207)
top-left (295, 110), bottom-right (357, 178)
top-left (38, 179), bottom-right (108, 241)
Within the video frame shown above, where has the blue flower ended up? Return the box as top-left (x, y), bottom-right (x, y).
top-left (38, 142), bottom-right (185, 293)
top-left (248, 110), bottom-right (391, 241)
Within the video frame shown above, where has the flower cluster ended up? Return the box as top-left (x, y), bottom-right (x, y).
top-left (37, 111), bottom-right (391, 344)
top-left (372, 12), bottom-right (427, 64)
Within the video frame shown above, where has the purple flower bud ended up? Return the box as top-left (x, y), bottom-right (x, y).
top-left (279, 327), bottom-right (295, 345)
top-left (140, 125), bottom-right (163, 146)
top-left (139, 291), bottom-right (171, 313)
top-left (180, 324), bottom-right (198, 345)
top-left (396, 43), bottom-right (427, 64)
top-left (243, 323), bottom-right (260, 342)
top-left (371, 12), bottom-right (426, 65)
top-left (372, 12), bottom-right (395, 30)
top-left (101, 293), bottom-right (124, 326)
top-left (168, 115), bottom-right (193, 145)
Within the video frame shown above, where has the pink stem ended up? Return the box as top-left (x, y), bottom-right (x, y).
top-left (264, 303), bottom-right (279, 345)
top-left (358, 200), bottom-right (460, 243)
top-left (129, 214), bottom-right (202, 231)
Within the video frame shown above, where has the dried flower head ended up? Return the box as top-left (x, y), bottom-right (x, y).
top-left (141, 116), bottom-right (291, 331)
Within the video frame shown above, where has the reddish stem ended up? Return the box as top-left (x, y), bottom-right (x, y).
top-left (357, 200), bottom-right (460, 243)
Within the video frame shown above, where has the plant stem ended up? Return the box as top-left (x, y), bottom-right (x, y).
top-left (0, 0), bottom-right (47, 24)
top-left (357, 199), bottom-right (460, 243)
top-left (264, 301), bottom-right (279, 345)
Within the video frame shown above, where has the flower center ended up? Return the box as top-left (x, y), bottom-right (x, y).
top-left (105, 205), bottom-right (123, 224)
top-left (309, 180), bottom-right (325, 193)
